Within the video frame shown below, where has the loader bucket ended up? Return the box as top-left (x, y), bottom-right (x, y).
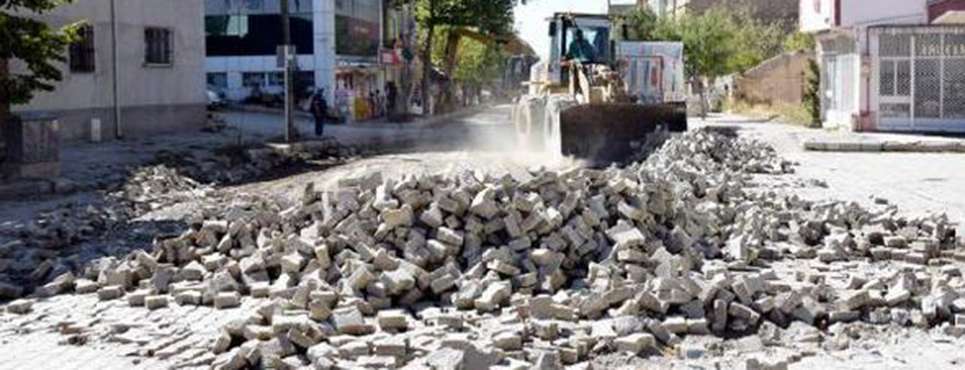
top-left (555, 102), bottom-right (687, 164)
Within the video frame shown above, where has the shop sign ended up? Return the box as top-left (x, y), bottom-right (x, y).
top-left (381, 48), bottom-right (401, 65)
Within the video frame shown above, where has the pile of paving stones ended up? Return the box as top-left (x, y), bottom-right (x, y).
top-left (114, 164), bottom-right (218, 214)
top-left (0, 166), bottom-right (213, 298)
top-left (149, 137), bottom-right (370, 186)
top-left (5, 129), bottom-right (965, 370)
top-left (0, 138), bottom-right (374, 296)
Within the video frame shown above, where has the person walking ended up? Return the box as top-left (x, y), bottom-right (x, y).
top-left (385, 82), bottom-right (397, 117)
top-left (311, 89), bottom-right (328, 137)
top-left (375, 89), bottom-right (384, 117)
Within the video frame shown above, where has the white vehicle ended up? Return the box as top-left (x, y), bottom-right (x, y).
top-left (206, 88), bottom-right (225, 109)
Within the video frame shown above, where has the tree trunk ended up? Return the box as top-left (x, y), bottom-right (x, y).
top-left (0, 58), bottom-right (10, 156)
top-left (437, 30), bottom-right (461, 114)
top-left (396, 3), bottom-right (413, 116)
top-left (693, 78), bottom-right (708, 119)
top-left (420, 1), bottom-right (436, 116)
top-left (399, 62), bottom-right (411, 115)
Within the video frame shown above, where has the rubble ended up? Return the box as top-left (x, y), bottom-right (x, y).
top-left (5, 128), bottom-right (964, 369)
top-left (5, 299), bottom-right (33, 314)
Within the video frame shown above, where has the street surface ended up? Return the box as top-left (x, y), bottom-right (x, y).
top-left (696, 115), bottom-right (965, 229)
top-left (1, 106), bottom-right (965, 369)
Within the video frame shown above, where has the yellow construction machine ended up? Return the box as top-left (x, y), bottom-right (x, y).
top-left (513, 13), bottom-right (688, 163)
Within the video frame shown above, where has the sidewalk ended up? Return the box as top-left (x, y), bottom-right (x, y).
top-left (695, 113), bottom-right (965, 226)
top-left (802, 130), bottom-right (965, 153)
top-left (0, 105), bottom-right (513, 201)
top-left (229, 103), bottom-right (494, 129)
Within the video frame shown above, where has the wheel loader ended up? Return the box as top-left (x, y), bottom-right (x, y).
top-left (512, 13), bottom-right (687, 164)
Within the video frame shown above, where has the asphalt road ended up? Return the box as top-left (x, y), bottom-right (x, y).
top-left (696, 115), bottom-right (965, 231)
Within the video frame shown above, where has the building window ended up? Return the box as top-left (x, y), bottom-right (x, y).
top-left (205, 13), bottom-right (314, 57)
top-left (207, 72), bottom-right (228, 91)
top-left (145, 27), bottom-right (173, 65)
top-left (69, 24), bottom-right (95, 73)
top-left (335, 0), bottom-right (381, 57)
top-left (268, 72), bottom-right (285, 87)
top-left (242, 72), bottom-right (266, 88)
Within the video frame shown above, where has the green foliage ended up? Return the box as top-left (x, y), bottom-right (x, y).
top-left (784, 32), bottom-right (816, 53)
top-left (621, 8), bottom-right (659, 41)
top-left (628, 5), bottom-right (786, 80)
top-left (1, 0), bottom-right (77, 106)
top-left (452, 37), bottom-right (505, 87)
top-left (402, 0), bottom-right (517, 113)
top-left (424, 27), bottom-right (505, 92)
top-left (414, 0), bottom-right (517, 36)
top-left (0, 0), bottom-right (70, 12)
top-left (802, 58), bottom-right (822, 127)
top-left (727, 8), bottom-right (784, 73)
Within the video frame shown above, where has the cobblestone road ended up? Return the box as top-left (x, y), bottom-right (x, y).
top-left (3, 110), bottom-right (965, 369)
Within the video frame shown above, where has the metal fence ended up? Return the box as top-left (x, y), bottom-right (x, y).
top-left (872, 26), bottom-right (965, 132)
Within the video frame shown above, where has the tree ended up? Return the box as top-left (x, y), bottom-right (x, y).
top-left (411, 0), bottom-right (517, 115)
top-left (1, 0), bottom-right (78, 127)
top-left (726, 8), bottom-right (784, 73)
top-left (784, 32), bottom-right (816, 53)
top-left (621, 7), bottom-right (659, 41)
top-left (628, 5), bottom-right (788, 117)
top-left (430, 29), bottom-right (506, 100)
top-left (802, 58), bottom-right (821, 127)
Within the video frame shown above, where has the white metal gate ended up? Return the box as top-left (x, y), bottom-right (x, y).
top-left (872, 26), bottom-right (965, 132)
top-left (819, 35), bottom-right (857, 127)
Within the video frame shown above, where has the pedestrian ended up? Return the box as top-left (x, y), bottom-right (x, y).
top-left (311, 89), bottom-right (328, 137)
top-left (375, 89), bottom-right (384, 117)
top-left (386, 82), bottom-right (397, 116)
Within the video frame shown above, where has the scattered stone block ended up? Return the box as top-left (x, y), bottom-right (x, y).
top-left (214, 292), bottom-right (241, 309)
top-left (145, 295), bottom-right (169, 310)
top-left (6, 299), bottom-right (33, 314)
top-left (97, 285), bottom-right (125, 301)
top-left (614, 333), bottom-right (656, 354)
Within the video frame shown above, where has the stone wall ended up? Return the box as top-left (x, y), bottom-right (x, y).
top-left (736, 51), bottom-right (813, 106)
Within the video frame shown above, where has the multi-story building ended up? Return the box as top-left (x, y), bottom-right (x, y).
top-left (204, 0), bottom-right (339, 104)
top-left (12, 0), bottom-right (207, 142)
top-left (801, 0), bottom-right (965, 133)
top-left (204, 0), bottom-right (410, 120)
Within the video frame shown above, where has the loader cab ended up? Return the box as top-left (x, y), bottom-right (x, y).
top-left (547, 14), bottom-right (612, 84)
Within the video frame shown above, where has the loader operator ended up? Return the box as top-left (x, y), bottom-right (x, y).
top-left (566, 29), bottom-right (596, 64)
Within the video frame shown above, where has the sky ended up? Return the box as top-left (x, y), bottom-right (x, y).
top-left (514, 0), bottom-right (630, 60)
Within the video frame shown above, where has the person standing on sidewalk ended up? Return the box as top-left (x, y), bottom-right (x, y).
top-left (385, 82), bottom-right (397, 117)
top-left (311, 89), bottom-right (328, 137)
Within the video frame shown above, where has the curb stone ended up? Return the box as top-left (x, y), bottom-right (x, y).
top-left (805, 139), bottom-right (965, 153)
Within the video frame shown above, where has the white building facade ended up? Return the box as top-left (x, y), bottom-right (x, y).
top-left (205, 0), bottom-right (406, 121)
top-left (13, 0), bottom-right (208, 142)
top-left (801, 0), bottom-right (965, 133)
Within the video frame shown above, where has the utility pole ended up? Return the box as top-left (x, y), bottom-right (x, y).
top-left (111, 0), bottom-right (122, 139)
top-left (280, 0), bottom-right (295, 142)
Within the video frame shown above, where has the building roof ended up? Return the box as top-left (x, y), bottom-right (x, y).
top-left (933, 10), bottom-right (965, 23)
